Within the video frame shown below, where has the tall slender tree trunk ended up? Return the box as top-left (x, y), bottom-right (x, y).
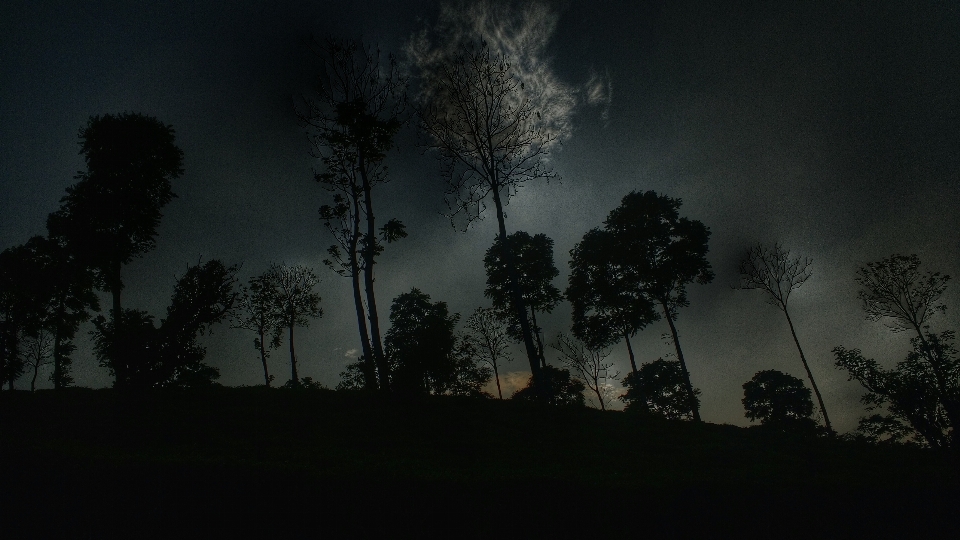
top-left (110, 259), bottom-right (124, 389)
top-left (258, 327), bottom-right (271, 387)
top-left (492, 359), bottom-right (502, 399)
top-left (490, 182), bottom-right (542, 394)
top-left (358, 151), bottom-right (390, 391)
top-left (52, 296), bottom-right (65, 390)
top-left (349, 201), bottom-right (377, 390)
top-left (623, 332), bottom-right (638, 375)
top-left (660, 300), bottom-right (702, 422)
top-left (30, 339), bottom-right (40, 392)
top-left (783, 309), bottom-right (833, 433)
top-left (288, 324), bottom-right (299, 386)
top-left (530, 309), bottom-right (547, 368)
top-left (593, 381), bottom-right (606, 411)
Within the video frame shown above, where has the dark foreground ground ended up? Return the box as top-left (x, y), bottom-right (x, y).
top-left (2, 387), bottom-right (958, 538)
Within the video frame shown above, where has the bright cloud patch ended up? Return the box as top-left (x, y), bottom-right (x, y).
top-left (406, 0), bottom-right (612, 146)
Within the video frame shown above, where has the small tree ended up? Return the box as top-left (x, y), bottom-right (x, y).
top-left (742, 370), bottom-right (818, 434)
top-left (512, 365), bottom-right (585, 407)
top-left (91, 259), bottom-right (238, 389)
top-left (384, 288), bottom-right (460, 394)
top-left (22, 327), bottom-right (53, 392)
top-left (232, 274), bottom-right (281, 386)
top-left (301, 37), bottom-right (407, 391)
top-left (484, 232), bottom-right (562, 365)
top-left (621, 359), bottom-right (701, 420)
top-left (736, 243), bottom-right (833, 433)
top-left (551, 333), bottom-right (619, 410)
top-left (266, 263), bottom-right (322, 387)
top-left (464, 306), bottom-right (513, 399)
top-left (448, 334), bottom-right (494, 398)
top-left (0, 236), bottom-right (98, 390)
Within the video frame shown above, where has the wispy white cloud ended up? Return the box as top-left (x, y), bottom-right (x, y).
top-left (406, 1), bottom-right (612, 146)
top-left (344, 348), bottom-right (358, 358)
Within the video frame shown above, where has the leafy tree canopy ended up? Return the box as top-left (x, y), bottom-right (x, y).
top-left (742, 370), bottom-right (815, 428)
top-left (621, 359), bottom-right (701, 420)
top-left (484, 231), bottom-right (562, 339)
top-left (385, 288), bottom-right (461, 394)
top-left (512, 365), bottom-right (586, 407)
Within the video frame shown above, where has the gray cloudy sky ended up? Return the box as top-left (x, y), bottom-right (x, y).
top-left (1, 0), bottom-right (958, 431)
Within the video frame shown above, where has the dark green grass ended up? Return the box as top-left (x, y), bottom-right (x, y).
top-left (2, 387), bottom-right (957, 538)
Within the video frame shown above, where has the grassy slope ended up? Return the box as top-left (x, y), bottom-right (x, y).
top-left (2, 387), bottom-right (958, 538)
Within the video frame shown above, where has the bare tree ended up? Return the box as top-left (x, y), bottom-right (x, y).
top-left (856, 254), bottom-right (949, 338)
top-left (737, 243), bottom-right (833, 433)
top-left (413, 39), bottom-right (561, 393)
top-left (267, 264), bottom-right (322, 387)
top-left (551, 333), bottom-right (619, 410)
top-left (299, 38), bottom-right (407, 391)
top-left (232, 274), bottom-right (280, 387)
top-left (22, 327), bottom-right (53, 392)
top-left (464, 306), bottom-right (513, 399)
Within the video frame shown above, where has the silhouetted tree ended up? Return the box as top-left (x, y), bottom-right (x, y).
top-left (0, 244), bottom-right (33, 389)
top-left (232, 274), bottom-right (281, 387)
top-left (512, 365), bottom-right (586, 407)
top-left (737, 243), bottom-right (833, 433)
top-left (567, 227), bottom-right (659, 378)
top-left (449, 334), bottom-right (494, 397)
top-left (835, 332), bottom-right (959, 448)
top-left (551, 333), bottom-right (618, 410)
top-left (464, 306), bottom-right (513, 398)
top-left (621, 359), bottom-right (701, 420)
top-left (48, 113), bottom-right (183, 388)
top-left (0, 236), bottom-right (98, 390)
top-left (835, 254), bottom-right (959, 448)
top-left (484, 232), bottom-right (562, 366)
top-left (38, 235), bottom-right (100, 390)
top-left (266, 263), bottom-right (322, 388)
top-left (413, 38), bottom-right (563, 395)
top-left (300, 38), bottom-right (407, 392)
top-left (385, 288), bottom-right (460, 394)
top-left (336, 357), bottom-right (372, 391)
top-left (91, 260), bottom-right (237, 388)
top-left (600, 191), bottom-right (713, 422)
top-left (22, 327), bottom-right (52, 392)
top-left (742, 370), bottom-right (819, 434)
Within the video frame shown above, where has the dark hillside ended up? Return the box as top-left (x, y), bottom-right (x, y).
top-left (2, 388), bottom-right (957, 538)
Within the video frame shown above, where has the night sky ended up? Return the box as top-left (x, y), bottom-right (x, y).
top-left (2, 0), bottom-right (958, 431)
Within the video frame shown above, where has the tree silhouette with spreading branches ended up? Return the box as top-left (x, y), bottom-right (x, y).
top-left (464, 306), bottom-right (513, 399)
top-left (551, 333), bottom-right (618, 410)
top-left (300, 37), bottom-right (407, 391)
top-left (266, 263), bottom-right (322, 388)
top-left (48, 112), bottom-right (183, 388)
top-left (413, 39), bottom-right (561, 396)
top-left (736, 243), bottom-right (833, 433)
top-left (232, 274), bottom-right (281, 387)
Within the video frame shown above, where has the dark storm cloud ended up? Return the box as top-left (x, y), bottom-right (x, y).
top-left (1, 0), bottom-right (957, 430)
